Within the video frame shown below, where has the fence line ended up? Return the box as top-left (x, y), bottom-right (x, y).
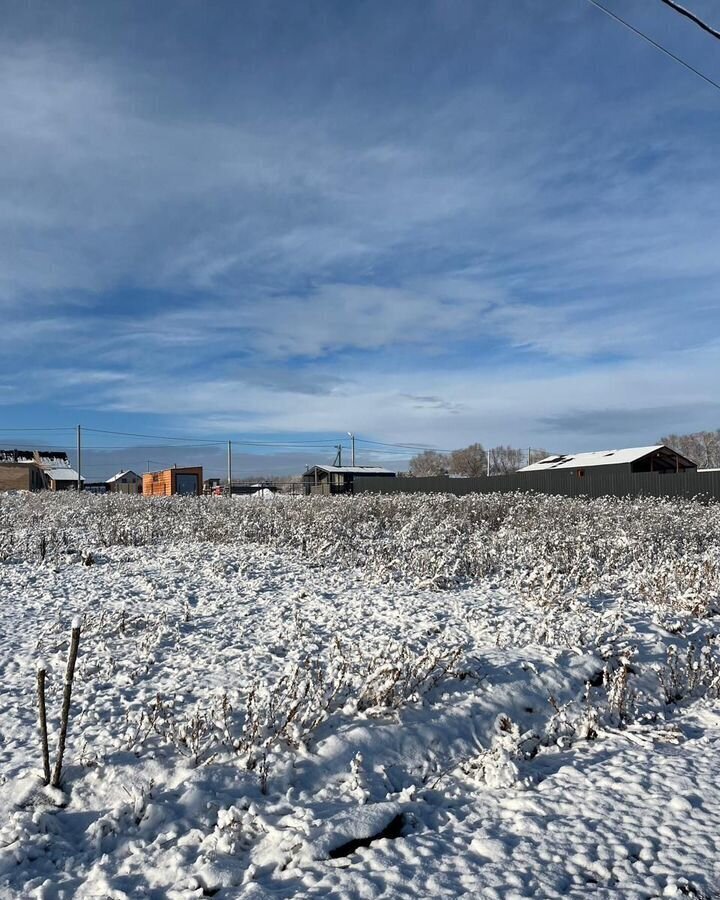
top-left (353, 470), bottom-right (720, 501)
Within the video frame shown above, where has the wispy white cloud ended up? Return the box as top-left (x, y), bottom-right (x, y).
top-left (2, 2), bottom-right (720, 451)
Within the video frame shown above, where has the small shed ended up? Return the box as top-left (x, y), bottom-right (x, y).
top-left (302, 465), bottom-right (396, 495)
top-left (106, 470), bottom-right (143, 495)
top-left (518, 445), bottom-right (697, 477)
top-left (142, 466), bottom-right (204, 497)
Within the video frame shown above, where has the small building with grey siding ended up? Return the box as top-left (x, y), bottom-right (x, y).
top-left (303, 465), bottom-right (396, 495)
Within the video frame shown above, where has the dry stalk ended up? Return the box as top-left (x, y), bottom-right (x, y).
top-left (51, 623), bottom-right (81, 788)
top-left (36, 665), bottom-right (50, 785)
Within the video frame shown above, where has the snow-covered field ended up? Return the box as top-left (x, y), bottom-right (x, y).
top-left (1, 491), bottom-right (720, 899)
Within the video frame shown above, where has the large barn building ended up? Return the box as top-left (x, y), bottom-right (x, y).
top-left (519, 445), bottom-right (697, 477)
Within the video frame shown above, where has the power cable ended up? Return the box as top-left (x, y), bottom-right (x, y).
top-left (583, 0), bottom-right (720, 93)
top-left (83, 427), bottom-right (346, 448)
top-left (83, 427), bottom-right (226, 444)
top-left (355, 438), bottom-right (447, 452)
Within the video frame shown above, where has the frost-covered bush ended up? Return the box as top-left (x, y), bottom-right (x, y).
top-left (127, 638), bottom-right (471, 788)
top-left (3, 490), bottom-right (720, 615)
top-left (657, 640), bottom-right (720, 704)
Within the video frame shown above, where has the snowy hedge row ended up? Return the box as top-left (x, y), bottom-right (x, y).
top-left (1, 490), bottom-right (719, 615)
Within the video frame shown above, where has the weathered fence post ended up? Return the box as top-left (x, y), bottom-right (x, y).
top-left (51, 620), bottom-right (81, 788)
top-left (36, 663), bottom-right (50, 785)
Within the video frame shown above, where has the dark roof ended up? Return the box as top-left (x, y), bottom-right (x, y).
top-left (304, 465), bottom-right (396, 476)
top-left (0, 449), bottom-right (35, 463)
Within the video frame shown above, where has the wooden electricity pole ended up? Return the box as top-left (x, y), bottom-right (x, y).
top-left (227, 440), bottom-right (233, 497)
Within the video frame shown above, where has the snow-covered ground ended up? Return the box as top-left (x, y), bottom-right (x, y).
top-left (1, 492), bottom-right (719, 898)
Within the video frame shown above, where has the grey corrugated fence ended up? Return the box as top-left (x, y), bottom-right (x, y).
top-left (354, 470), bottom-right (720, 501)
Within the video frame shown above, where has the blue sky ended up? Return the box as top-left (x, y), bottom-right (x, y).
top-left (2, 0), bottom-right (720, 476)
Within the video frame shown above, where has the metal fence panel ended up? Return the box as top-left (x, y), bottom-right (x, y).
top-left (354, 470), bottom-right (720, 501)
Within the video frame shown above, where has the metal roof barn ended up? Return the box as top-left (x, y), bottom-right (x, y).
top-left (519, 445), bottom-right (696, 475)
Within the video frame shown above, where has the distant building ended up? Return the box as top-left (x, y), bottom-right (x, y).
top-left (106, 470), bottom-right (143, 494)
top-left (0, 450), bottom-right (45, 492)
top-left (204, 478), bottom-right (222, 495)
top-left (142, 466), bottom-right (203, 496)
top-left (84, 482), bottom-right (109, 494)
top-left (34, 450), bottom-right (83, 491)
top-left (0, 448), bottom-right (86, 492)
top-left (302, 465), bottom-right (396, 495)
top-left (519, 445), bottom-right (697, 477)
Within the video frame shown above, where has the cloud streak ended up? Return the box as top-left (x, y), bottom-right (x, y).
top-left (2, 1), bottom-right (720, 456)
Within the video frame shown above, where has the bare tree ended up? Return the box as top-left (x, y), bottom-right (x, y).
top-left (527, 447), bottom-right (549, 467)
top-left (409, 450), bottom-right (449, 476)
top-left (488, 445), bottom-right (526, 475)
top-left (661, 431), bottom-right (720, 468)
top-left (449, 443), bottom-right (487, 477)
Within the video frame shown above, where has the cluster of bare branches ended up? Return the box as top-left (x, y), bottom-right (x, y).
top-left (661, 430), bottom-right (720, 469)
top-left (124, 638), bottom-right (471, 791)
top-left (408, 443), bottom-right (547, 477)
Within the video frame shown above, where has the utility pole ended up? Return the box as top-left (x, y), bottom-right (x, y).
top-left (487, 447), bottom-right (491, 477)
top-left (333, 444), bottom-right (343, 467)
top-left (76, 425), bottom-right (82, 492)
top-left (347, 432), bottom-right (355, 466)
top-left (227, 440), bottom-right (233, 498)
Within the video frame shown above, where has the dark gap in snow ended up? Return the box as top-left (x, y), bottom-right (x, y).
top-left (328, 813), bottom-right (405, 859)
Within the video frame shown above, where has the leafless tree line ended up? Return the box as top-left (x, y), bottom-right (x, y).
top-left (661, 431), bottom-right (720, 469)
top-left (407, 443), bottom-right (548, 477)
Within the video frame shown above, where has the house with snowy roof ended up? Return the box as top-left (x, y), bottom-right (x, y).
top-left (106, 470), bottom-right (143, 494)
top-left (302, 464), bottom-right (396, 495)
top-left (518, 445), bottom-right (696, 478)
top-left (33, 451), bottom-right (84, 491)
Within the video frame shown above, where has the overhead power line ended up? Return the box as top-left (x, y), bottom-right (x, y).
top-left (659, 0), bottom-right (720, 41)
top-left (83, 427), bottom-right (226, 444)
top-left (355, 438), bottom-right (445, 452)
top-left (583, 0), bottom-right (720, 93)
top-left (82, 427), bottom-right (342, 449)
top-left (0, 427), bottom-right (75, 432)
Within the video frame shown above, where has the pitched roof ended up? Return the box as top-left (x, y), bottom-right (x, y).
top-left (46, 467), bottom-right (83, 482)
top-left (306, 465), bottom-right (396, 475)
top-left (106, 470), bottom-right (140, 483)
top-left (519, 446), bottom-right (666, 472)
